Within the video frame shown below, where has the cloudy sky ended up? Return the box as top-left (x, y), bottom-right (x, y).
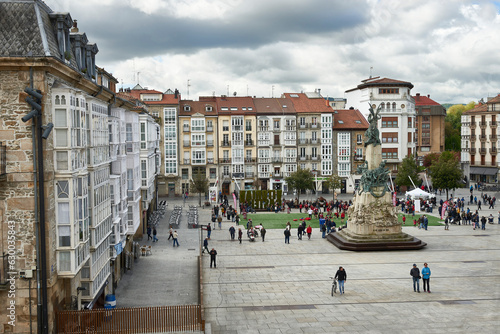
top-left (46, 0), bottom-right (500, 104)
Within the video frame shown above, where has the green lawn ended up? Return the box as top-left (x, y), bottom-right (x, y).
top-left (240, 212), bottom-right (444, 229)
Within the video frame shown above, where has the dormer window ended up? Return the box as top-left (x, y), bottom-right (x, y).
top-left (205, 106), bottom-right (213, 112)
top-left (184, 105), bottom-right (191, 112)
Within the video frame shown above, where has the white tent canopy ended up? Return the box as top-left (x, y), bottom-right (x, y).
top-left (405, 188), bottom-right (435, 200)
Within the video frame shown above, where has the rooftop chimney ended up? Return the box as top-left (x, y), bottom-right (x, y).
top-left (416, 93), bottom-right (420, 96)
top-left (427, 94), bottom-right (430, 98)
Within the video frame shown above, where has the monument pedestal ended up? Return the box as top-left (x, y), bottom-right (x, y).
top-left (328, 192), bottom-right (426, 251)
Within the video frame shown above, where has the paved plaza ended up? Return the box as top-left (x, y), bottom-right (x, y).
top-left (116, 188), bottom-right (500, 333)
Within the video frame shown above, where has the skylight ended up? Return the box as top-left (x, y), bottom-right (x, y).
top-left (338, 120), bottom-right (344, 124)
top-left (290, 94), bottom-right (299, 98)
top-left (355, 120), bottom-right (361, 124)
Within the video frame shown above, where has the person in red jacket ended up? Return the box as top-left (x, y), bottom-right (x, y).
top-left (306, 225), bottom-right (312, 240)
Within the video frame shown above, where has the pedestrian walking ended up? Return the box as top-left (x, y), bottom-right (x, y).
top-left (410, 264), bottom-right (421, 292)
top-left (173, 230), bottom-right (179, 247)
top-left (202, 238), bottom-right (209, 253)
top-left (481, 216), bottom-right (486, 230)
top-left (147, 226), bottom-right (152, 240)
top-left (261, 226), bottom-right (266, 242)
top-left (284, 227), bottom-right (291, 244)
top-left (444, 216), bottom-right (449, 230)
top-left (334, 266), bottom-right (347, 295)
top-left (168, 226), bottom-right (173, 240)
top-left (422, 263), bottom-right (431, 293)
top-left (238, 228), bottom-right (243, 244)
top-left (306, 225), bottom-right (312, 240)
top-left (209, 248), bottom-right (217, 268)
top-left (153, 227), bottom-right (158, 242)
top-left (229, 225), bottom-right (235, 240)
top-left (207, 223), bottom-right (212, 239)
top-left (217, 215), bottom-right (222, 230)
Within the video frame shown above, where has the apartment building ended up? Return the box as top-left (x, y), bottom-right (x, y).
top-left (332, 109), bottom-right (370, 193)
top-left (413, 93), bottom-right (446, 163)
top-left (345, 77), bottom-right (417, 174)
top-left (0, 2), bottom-right (158, 332)
top-left (178, 98), bottom-right (219, 194)
top-left (122, 86), bottom-right (180, 197)
top-left (215, 96), bottom-right (257, 195)
top-left (253, 98), bottom-right (296, 192)
top-left (461, 95), bottom-right (500, 184)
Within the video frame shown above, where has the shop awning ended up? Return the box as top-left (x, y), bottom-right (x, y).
top-left (470, 167), bottom-right (499, 175)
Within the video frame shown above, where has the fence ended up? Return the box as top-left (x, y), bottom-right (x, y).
top-left (56, 305), bottom-right (203, 333)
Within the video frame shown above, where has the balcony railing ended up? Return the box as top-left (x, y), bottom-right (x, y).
top-left (311, 156), bottom-right (319, 160)
top-left (0, 142), bottom-right (6, 176)
top-left (272, 172), bottom-right (283, 178)
top-left (490, 148), bottom-right (497, 155)
top-left (479, 122), bottom-right (487, 128)
top-left (232, 125), bottom-right (243, 132)
top-left (479, 148), bottom-right (487, 154)
top-left (183, 140), bottom-right (190, 147)
top-left (245, 140), bottom-right (254, 146)
top-left (207, 158), bottom-right (214, 164)
top-left (354, 155), bottom-right (365, 161)
top-left (219, 158), bottom-right (231, 164)
top-left (259, 126), bottom-right (269, 132)
top-left (490, 121), bottom-right (497, 127)
top-left (480, 135), bottom-right (487, 142)
top-left (272, 142), bottom-right (281, 147)
top-left (206, 140), bottom-right (214, 147)
top-left (285, 126), bottom-right (296, 131)
top-left (490, 135), bottom-right (497, 141)
top-left (299, 155), bottom-right (309, 161)
top-left (273, 127), bottom-right (281, 132)
top-left (221, 141), bottom-right (231, 147)
top-left (470, 136), bottom-right (476, 142)
top-left (183, 158), bottom-right (190, 165)
top-left (470, 123), bottom-right (476, 129)
top-left (246, 127), bottom-right (252, 131)
top-left (183, 125), bottom-right (190, 132)
top-left (299, 124), bottom-right (308, 129)
top-left (310, 139), bottom-right (319, 144)
top-left (470, 148), bottom-right (476, 154)
top-left (311, 124), bottom-right (318, 128)
top-left (206, 126), bottom-right (213, 132)
top-left (232, 173), bottom-right (244, 179)
top-left (245, 158), bottom-right (256, 163)
top-left (298, 139), bottom-right (308, 145)
top-left (245, 172), bottom-right (254, 178)
top-left (272, 157), bottom-right (282, 163)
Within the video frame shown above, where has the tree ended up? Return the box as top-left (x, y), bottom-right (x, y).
top-left (422, 152), bottom-right (440, 168)
top-left (285, 168), bottom-right (314, 203)
top-left (323, 174), bottom-right (343, 201)
top-left (395, 155), bottom-right (421, 190)
top-left (190, 172), bottom-right (209, 207)
top-left (444, 101), bottom-right (476, 151)
top-left (428, 151), bottom-right (463, 199)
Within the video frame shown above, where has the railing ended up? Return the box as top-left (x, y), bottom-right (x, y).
top-left (245, 140), bottom-right (254, 146)
top-left (272, 142), bottom-right (281, 147)
top-left (183, 140), bottom-right (190, 147)
top-left (207, 158), bottom-right (214, 164)
top-left (272, 172), bottom-right (283, 178)
top-left (490, 135), bottom-right (497, 141)
top-left (245, 172), bottom-right (254, 178)
top-left (490, 148), bottom-right (497, 154)
top-left (221, 141), bottom-right (231, 147)
top-left (232, 173), bottom-right (244, 179)
top-left (480, 135), bottom-right (487, 142)
top-left (0, 142), bottom-right (5, 176)
top-left (273, 127), bottom-right (281, 132)
top-left (354, 155), bottom-right (365, 161)
top-left (258, 126), bottom-right (269, 132)
top-left (56, 305), bottom-right (203, 333)
top-left (232, 125), bottom-right (243, 132)
top-left (206, 140), bottom-right (214, 147)
top-left (183, 125), bottom-right (190, 132)
top-left (479, 122), bottom-right (487, 128)
top-left (479, 148), bottom-right (487, 154)
top-left (245, 158), bottom-right (256, 163)
top-left (206, 126), bottom-right (213, 132)
top-left (299, 124), bottom-right (308, 129)
top-left (311, 139), bottom-right (319, 144)
top-left (470, 136), bottom-right (476, 142)
top-left (298, 139), bottom-right (308, 145)
top-left (246, 127), bottom-right (252, 131)
top-left (311, 156), bottom-right (319, 160)
top-left (183, 159), bottom-right (190, 164)
top-left (299, 155), bottom-right (309, 161)
top-left (311, 124), bottom-right (318, 128)
top-left (285, 126), bottom-right (296, 131)
top-left (272, 157), bottom-right (282, 163)
top-left (219, 158), bottom-right (231, 163)
top-left (490, 121), bottom-right (497, 127)
top-left (470, 148), bottom-right (476, 154)
top-left (470, 123), bottom-right (476, 129)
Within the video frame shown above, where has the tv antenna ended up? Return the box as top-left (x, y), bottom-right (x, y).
top-left (187, 79), bottom-right (191, 99)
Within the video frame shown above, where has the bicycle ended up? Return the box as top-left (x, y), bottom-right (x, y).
top-left (330, 276), bottom-right (338, 296)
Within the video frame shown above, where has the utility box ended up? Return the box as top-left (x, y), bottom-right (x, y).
top-left (20, 269), bottom-right (33, 279)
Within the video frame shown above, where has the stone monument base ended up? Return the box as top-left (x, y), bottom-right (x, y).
top-left (327, 230), bottom-right (427, 251)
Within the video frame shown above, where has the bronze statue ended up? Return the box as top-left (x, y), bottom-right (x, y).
top-left (364, 103), bottom-right (382, 147)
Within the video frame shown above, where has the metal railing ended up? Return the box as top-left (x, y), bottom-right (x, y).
top-left (56, 305), bottom-right (203, 333)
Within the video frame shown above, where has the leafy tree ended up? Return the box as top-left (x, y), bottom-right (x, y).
top-left (444, 101), bottom-right (476, 151)
top-left (428, 151), bottom-right (463, 199)
top-left (285, 168), bottom-right (314, 203)
top-left (422, 152), bottom-right (440, 168)
top-left (395, 155), bottom-right (421, 189)
top-left (190, 172), bottom-right (209, 206)
top-left (323, 174), bottom-right (343, 201)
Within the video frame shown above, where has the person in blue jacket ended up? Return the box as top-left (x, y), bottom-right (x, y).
top-left (422, 263), bottom-right (431, 293)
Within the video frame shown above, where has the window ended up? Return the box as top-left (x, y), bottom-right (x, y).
top-left (382, 148), bottom-right (398, 159)
top-left (382, 133), bottom-right (398, 143)
top-left (246, 120), bottom-right (252, 131)
top-left (299, 117), bottom-right (306, 125)
top-left (209, 168), bottom-right (216, 179)
top-left (378, 88), bottom-right (399, 94)
top-left (192, 150), bottom-right (206, 164)
top-left (206, 105), bottom-right (213, 112)
top-left (274, 120), bottom-right (280, 130)
top-left (191, 119), bottom-right (205, 131)
top-left (381, 117), bottom-right (398, 128)
top-left (223, 120), bottom-right (229, 131)
top-left (184, 105), bottom-right (191, 111)
top-left (357, 134), bottom-right (362, 144)
top-left (182, 169), bottom-right (189, 180)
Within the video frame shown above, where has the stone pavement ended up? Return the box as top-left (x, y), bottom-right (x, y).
top-left (114, 189), bottom-right (500, 333)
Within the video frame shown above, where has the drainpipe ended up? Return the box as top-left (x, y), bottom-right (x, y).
top-left (30, 67), bottom-right (42, 334)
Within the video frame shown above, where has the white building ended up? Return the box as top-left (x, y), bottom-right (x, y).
top-left (345, 77), bottom-right (416, 174)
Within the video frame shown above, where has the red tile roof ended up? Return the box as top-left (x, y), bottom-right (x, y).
top-left (179, 100), bottom-right (217, 116)
top-left (487, 94), bottom-right (500, 104)
top-left (252, 98), bottom-right (296, 115)
top-left (463, 103), bottom-right (487, 114)
top-left (282, 93), bottom-right (333, 113)
top-left (124, 88), bottom-right (180, 104)
top-left (214, 96), bottom-right (256, 115)
top-left (413, 94), bottom-right (441, 106)
top-left (333, 109), bottom-right (369, 130)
